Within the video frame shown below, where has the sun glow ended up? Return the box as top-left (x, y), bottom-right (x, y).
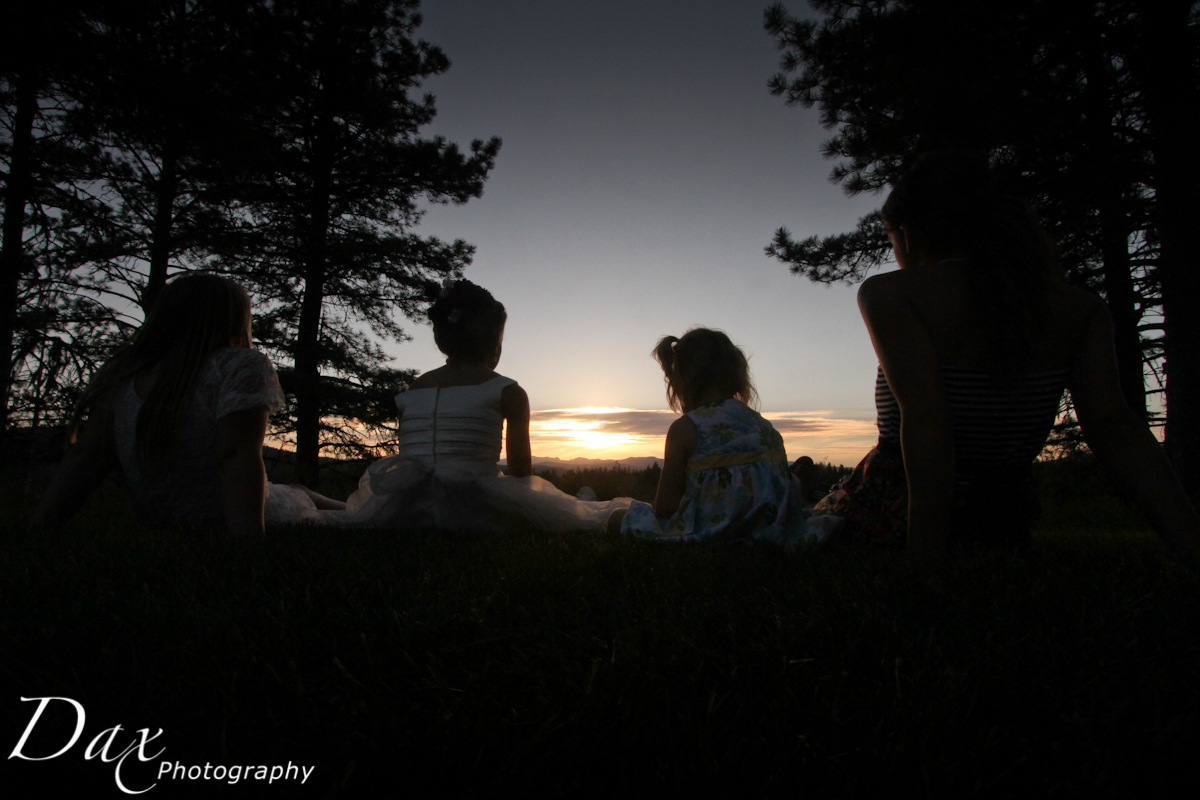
top-left (528, 407), bottom-right (670, 460)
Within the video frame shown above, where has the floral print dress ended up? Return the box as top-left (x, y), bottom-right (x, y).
top-left (621, 399), bottom-right (829, 545)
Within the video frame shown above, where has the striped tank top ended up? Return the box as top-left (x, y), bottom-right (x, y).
top-left (875, 365), bottom-right (1068, 489)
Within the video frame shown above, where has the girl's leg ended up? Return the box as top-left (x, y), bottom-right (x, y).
top-left (291, 483), bottom-right (347, 511)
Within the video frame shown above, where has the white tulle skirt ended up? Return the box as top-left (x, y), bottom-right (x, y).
top-left (314, 455), bottom-right (632, 533)
top-left (264, 482), bottom-right (323, 525)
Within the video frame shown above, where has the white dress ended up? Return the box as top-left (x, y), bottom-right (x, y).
top-left (112, 347), bottom-right (319, 527)
top-left (330, 375), bottom-right (632, 532)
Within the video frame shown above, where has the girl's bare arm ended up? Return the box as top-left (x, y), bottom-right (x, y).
top-left (215, 406), bottom-right (270, 536)
top-left (501, 383), bottom-right (532, 478)
top-left (858, 274), bottom-right (955, 552)
top-left (654, 415), bottom-right (698, 518)
top-left (1070, 298), bottom-right (1200, 565)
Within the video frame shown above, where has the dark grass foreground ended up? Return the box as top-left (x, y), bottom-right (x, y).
top-left (2, 487), bottom-right (1198, 797)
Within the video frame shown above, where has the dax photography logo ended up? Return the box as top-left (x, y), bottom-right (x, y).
top-left (9, 697), bottom-right (315, 794)
top-left (9, 697), bottom-right (165, 794)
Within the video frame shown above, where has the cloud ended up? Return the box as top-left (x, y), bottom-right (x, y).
top-left (762, 417), bottom-right (836, 433)
top-left (531, 408), bottom-right (676, 437)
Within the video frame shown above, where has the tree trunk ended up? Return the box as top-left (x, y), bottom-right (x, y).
top-left (1097, 202), bottom-right (1145, 419)
top-left (0, 72), bottom-right (38, 432)
top-left (143, 148), bottom-right (179, 311)
top-left (1133, 0), bottom-right (1200, 494)
top-left (294, 133), bottom-right (333, 488)
top-left (1079, 4), bottom-right (1146, 419)
top-left (294, 252), bottom-right (326, 488)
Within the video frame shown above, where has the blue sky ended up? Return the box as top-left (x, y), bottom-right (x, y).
top-left (388, 0), bottom-right (892, 462)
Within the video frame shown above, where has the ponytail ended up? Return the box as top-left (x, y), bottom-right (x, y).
top-left (653, 329), bottom-right (756, 412)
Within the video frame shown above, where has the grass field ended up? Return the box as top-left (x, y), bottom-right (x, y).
top-left (1, 467), bottom-right (1197, 797)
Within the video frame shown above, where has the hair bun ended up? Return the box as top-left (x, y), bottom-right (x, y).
top-left (428, 279), bottom-right (507, 360)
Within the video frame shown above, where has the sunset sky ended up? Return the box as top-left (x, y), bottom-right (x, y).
top-left (391, 0), bottom-right (889, 465)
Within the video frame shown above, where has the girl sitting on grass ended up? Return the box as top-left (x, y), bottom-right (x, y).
top-left (331, 279), bottom-right (631, 532)
top-left (822, 151), bottom-right (1200, 562)
top-left (607, 328), bottom-right (834, 545)
top-left (29, 274), bottom-right (341, 536)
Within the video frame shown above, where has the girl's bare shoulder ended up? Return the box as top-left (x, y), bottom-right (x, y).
top-left (862, 264), bottom-right (1103, 320)
top-left (408, 364), bottom-right (501, 390)
top-left (500, 380), bottom-right (528, 407)
top-left (1052, 281), bottom-right (1108, 318)
top-left (406, 369), bottom-right (443, 390)
top-left (667, 413), bottom-right (699, 441)
top-left (856, 266), bottom-right (940, 314)
top-left (857, 268), bottom-right (907, 303)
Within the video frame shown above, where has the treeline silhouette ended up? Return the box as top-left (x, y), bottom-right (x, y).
top-left (1, 0), bottom-right (499, 484)
top-left (537, 465), bottom-right (664, 503)
top-left (801, 460), bottom-right (853, 497)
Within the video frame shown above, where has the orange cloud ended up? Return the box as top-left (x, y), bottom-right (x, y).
top-left (762, 412), bottom-right (877, 468)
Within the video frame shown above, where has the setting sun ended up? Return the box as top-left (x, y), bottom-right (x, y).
top-left (527, 407), bottom-right (671, 460)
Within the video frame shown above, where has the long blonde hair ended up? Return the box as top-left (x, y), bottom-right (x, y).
top-left (653, 328), bottom-right (757, 413)
top-left (72, 274), bottom-right (252, 470)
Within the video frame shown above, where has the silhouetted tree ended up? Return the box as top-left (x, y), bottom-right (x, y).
top-left (63, 0), bottom-right (262, 313)
top-left (764, 0), bottom-right (1199, 489)
top-left (0, 1), bottom-right (120, 432)
top-left (1127, 0), bottom-right (1200, 496)
top-left (2, 1), bottom-right (265, 431)
top-left (221, 0), bottom-right (500, 484)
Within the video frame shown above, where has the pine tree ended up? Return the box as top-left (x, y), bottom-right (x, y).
top-left (1127, 0), bottom-right (1200, 497)
top-left (222, 0), bottom-right (500, 485)
top-left (0, 0), bottom-right (118, 432)
top-left (3, 1), bottom-right (266, 431)
top-left (63, 0), bottom-right (261, 314)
